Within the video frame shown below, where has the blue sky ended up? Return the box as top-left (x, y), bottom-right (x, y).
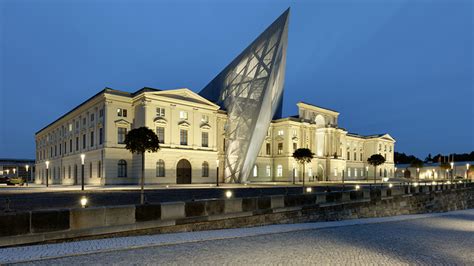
top-left (1, 0), bottom-right (472, 159)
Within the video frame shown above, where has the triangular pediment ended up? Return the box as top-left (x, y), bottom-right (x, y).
top-left (151, 89), bottom-right (220, 110)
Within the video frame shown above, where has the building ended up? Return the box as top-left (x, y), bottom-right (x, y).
top-left (34, 9), bottom-right (395, 185)
top-left (395, 161), bottom-right (473, 180)
top-left (0, 158), bottom-right (35, 182)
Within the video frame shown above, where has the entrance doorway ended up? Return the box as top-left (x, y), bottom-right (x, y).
top-left (176, 159), bottom-right (192, 184)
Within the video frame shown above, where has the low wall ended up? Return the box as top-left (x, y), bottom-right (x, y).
top-left (1, 183), bottom-right (473, 247)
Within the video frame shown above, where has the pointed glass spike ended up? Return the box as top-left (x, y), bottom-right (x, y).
top-left (199, 8), bottom-right (289, 183)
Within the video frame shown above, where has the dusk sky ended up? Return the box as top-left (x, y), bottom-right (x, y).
top-left (1, 0), bottom-right (472, 159)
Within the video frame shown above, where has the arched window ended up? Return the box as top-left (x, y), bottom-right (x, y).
top-left (118, 160), bottom-right (127, 177)
top-left (202, 161), bottom-right (209, 177)
top-left (253, 165), bottom-right (258, 177)
top-left (156, 160), bottom-right (165, 177)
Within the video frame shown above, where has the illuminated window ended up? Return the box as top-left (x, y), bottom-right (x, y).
top-left (117, 108), bottom-right (127, 117)
top-left (179, 111), bottom-right (188, 120)
top-left (253, 165), bottom-right (258, 177)
top-left (277, 130), bottom-right (284, 136)
top-left (277, 165), bottom-right (283, 177)
top-left (266, 165), bottom-right (271, 177)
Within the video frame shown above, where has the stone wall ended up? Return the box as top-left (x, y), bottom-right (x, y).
top-left (0, 183), bottom-right (472, 247)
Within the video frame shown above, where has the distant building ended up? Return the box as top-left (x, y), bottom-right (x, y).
top-left (395, 161), bottom-right (473, 180)
top-left (34, 9), bottom-right (395, 185)
top-left (0, 158), bottom-right (35, 182)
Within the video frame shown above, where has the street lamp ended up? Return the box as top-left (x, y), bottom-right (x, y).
top-left (216, 159), bottom-right (219, 187)
top-left (25, 164), bottom-right (29, 187)
top-left (450, 162), bottom-right (454, 181)
top-left (45, 161), bottom-right (50, 187)
top-left (466, 163), bottom-right (470, 180)
top-left (80, 154), bottom-right (85, 191)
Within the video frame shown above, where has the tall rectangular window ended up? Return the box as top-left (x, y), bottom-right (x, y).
top-left (99, 108), bottom-right (104, 118)
top-left (82, 134), bottom-right (86, 149)
top-left (347, 151), bottom-right (350, 160)
top-left (90, 113), bottom-right (94, 122)
top-left (278, 143), bottom-right (283, 155)
top-left (59, 144), bottom-right (61, 155)
top-left (89, 162), bottom-right (92, 178)
top-left (266, 165), bottom-right (271, 177)
top-left (156, 107), bottom-right (165, 117)
top-left (64, 142), bottom-right (67, 154)
top-left (180, 129), bottom-right (188, 145)
top-left (118, 127), bottom-right (127, 144)
top-left (202, 132), bottom-right (208, 147)
top-left (90, 131), bottom-right (94, 147)
top-left (277, 165), bottom-right (283, 177)
top-left (99, 128), bottom-right (103, 145)
top-left (354, 152), bottom-right (357, 161)
top-left (266, 143), bottom-right (271, 155)
top-left (76, 137), bottom-right (79, 151)
top-left (156, 127), bottom-right (165, 144)
top-left (98, 161), bottom-right (101, 178)
top-left (293, 142), bottom-right (297, 151)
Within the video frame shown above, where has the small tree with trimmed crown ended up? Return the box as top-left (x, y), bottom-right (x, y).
top-left (124, 127), bottom-right (160, 204)
top-left (367, 154), bottom-right (386, 184)
top-left (293, 148), bottom-right (314, 191)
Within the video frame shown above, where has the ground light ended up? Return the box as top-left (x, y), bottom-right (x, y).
top-left (413, 182), bottom-right (419, 187)
top-left (306, 187), bottom-right (312, 193)
top-left (388, 183), bottom-right (393, 188)
top-left (432, 181), bottom-right (437, 185)
top-left (355, 185), bottom-right (360, 190)
top-left (225, 190), bottom-right (233, 198)
top-left (80, 197), bottom-right (88, 208)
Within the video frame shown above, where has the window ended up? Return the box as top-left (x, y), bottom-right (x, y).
top-left (278, 143), bottom-right (283, 155)
top-left (308, 167), bottom-right (313, 177)
top-left (89, 162), bottom-right (92, 178)
top-left (68, 166), bottom-right (71, 179)
top-left (156, 127), bottom-right (165, 144)
top-left (59, 144), bottom-right (61, 155)
top-left (277, 130), bottom-right (284, 136)
top-left (179, 111), bottom-right (188, 120)
top-left (82, 134), bottom-right (86, 149)
top-left (384, 169), bottom-right (387, 177)
top-left (201, 115), bottom-right (209, 123)
top-left (379, 168), bottom-right (382, 177)
top-left (118, 127), bottom-right (127, 144)
top-left (68, 123), bottom-right (72, 131)
top-left (277, 165), bottom-right (283, 177)
top-left (83, 117), bottom-right (86, 126)
top-left (156, 160), bottom-right (165, 177)
top-left (253, 165), bottom-right (258, 177)
top-left (180, 129), bottom-right (188, 145)
top-left (354, 152), bottom-right (357, 161)
top-left (117, 108), bottom-right (127, 117)
top-left (202, 132), bottom-right (209, 147)
top-left (74, 165), bottom-right (77, 180)
top-left (99, 108), bottom-right (104, 118)
top-left (118, 160), bottom-right (127, 177)
top-left (98, 161), bottom-right (101, 178)
top-left (69, 139), bottom-right (72, 152)
top-left (266, 165), bottom-right (271, 177)
top-left (292, 129), bottom-right (297, 137)
top-left (202, 161), bottom-right (209, 177)
top-left (293, 142), bottom-right (297, 151)
top-left (156, 107), bottom-right (165, 117)
top-left (266, 143), bottom-right (271, 155)
top-left (55, 145), bottom-right (57, 156)
top-left (90, 131), bottom-right (94, 147)
top-left (76, 137), bottom-right (79, 151)
top-left (64, 142), bottom-right (66, 154)
top-left (360, 153), bottom-right (363, 162)
top-left (354, 168), bottom-right (358, 177)
top-left (99, 128), bottom-right (103, 145)
top-left (75, 121), bottom-right (79, 131)
top-left (347, 168), bottom-right (351, 177)
top-left (90, 113), bottom-right (94, 122)
top-left (347, 151), bottom-right (350, 161)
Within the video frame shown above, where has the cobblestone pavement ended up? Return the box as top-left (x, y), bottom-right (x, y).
top-left (7, 209), bottom-right (474, 265)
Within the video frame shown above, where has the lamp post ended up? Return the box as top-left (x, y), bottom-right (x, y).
top-left (25, 164), bottom-right (29, 186)
top-left (216, 159), bottom-right (219, 187)
top-left (450, 162), bottom-right (454, 181)
top-left (80, 154), bottom-right (85, 191)
top-left (45, 161), bottom-right (50, 187)
top-left (466, 163), bottom-right (470, 180)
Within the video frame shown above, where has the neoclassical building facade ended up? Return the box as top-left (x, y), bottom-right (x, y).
top-left (34, 87), bottom-right (395, 185)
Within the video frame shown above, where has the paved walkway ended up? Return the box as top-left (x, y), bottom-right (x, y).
top-left (2, 209), bottom-right (473, 265)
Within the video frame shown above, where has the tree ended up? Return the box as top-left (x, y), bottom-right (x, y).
top-left (292, 148), bottom-right (314, 190)
top-left (124, 127), bottom-right (160, 204)
top-left (367, 154), bottom-right (386, 184)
